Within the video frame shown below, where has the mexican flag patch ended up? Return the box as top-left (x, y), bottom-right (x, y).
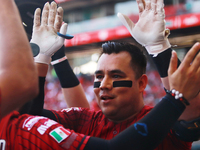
top-left (50, 127), bottom-right (71, 143)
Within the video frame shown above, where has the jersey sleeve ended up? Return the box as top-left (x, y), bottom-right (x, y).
top-left (14, 115), bottom-right (90, 150)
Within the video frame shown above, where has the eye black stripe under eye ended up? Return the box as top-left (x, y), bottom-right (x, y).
top-left (113, 80), bottom-right (132, 87)
top-left (94, 82), bottom-right (101, 88)
top-left (93, 80), bottom-right (132, 88)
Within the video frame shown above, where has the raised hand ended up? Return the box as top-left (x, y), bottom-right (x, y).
top-left (168, 42), bottom-right (200, 101)
top-left (30, 2), bottom-right (67, 64)
top-left (117, 0), bottom-right (170, 55)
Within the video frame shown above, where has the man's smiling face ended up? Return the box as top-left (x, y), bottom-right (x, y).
top-left (94, 51), bottom-right (145, 122)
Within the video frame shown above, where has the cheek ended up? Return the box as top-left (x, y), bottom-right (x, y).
top-left (93, 88), bottom-right (100, 98)
top-left (114, 87), bottom-right (132, 94)
top-left (115, 87), bottom-right (137, 101)
top-left (94, 88), bottom-right (102, 107)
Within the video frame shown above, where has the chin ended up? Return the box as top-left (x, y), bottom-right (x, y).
top-left (101, 108), bottom-right (116, 118)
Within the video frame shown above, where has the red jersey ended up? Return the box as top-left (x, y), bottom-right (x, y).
top-left (0, 111), bottom-right (90, 150)
top-left (51, 105), bottom-right (192, 150)
top-left (0, 89), bottom-right (1, 120)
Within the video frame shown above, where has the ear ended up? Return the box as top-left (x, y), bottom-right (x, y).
top-left (138, 74), bottom-right (148, 92)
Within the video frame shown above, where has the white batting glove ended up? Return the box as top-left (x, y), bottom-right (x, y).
top-left (30, 2), bottom-right (67, 64)
top-left (117, 0), bottom-right (171, 55)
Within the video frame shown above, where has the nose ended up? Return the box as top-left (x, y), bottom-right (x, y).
top-left (100, 77), bottom-right (112, 90)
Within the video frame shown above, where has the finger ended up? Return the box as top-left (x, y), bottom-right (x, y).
top-left (59, 23), bottom-right (68, 35)
top-left (151, 0), bottom-right (157, 13)
top-left (157, 0), bottom-right (164, 6)
top-left (136, 0), bottom-right (145, 14)
top-left (48, 1), bottom-right (57, 26)
top-left (57, 23), bottom-right (68, 46)
top-left (145, 0), bottom-right (151, 11)
top-left (33, 8), bottom-right (41, 28)
top-left (190, 43), bottom-right (200, 71)
top-left (54, 7), bottom-right (63, 32)
top-left (181, 42), bottom-right (200, 68)
top-left (158, 8), bottom-right (165, 19)
top-left (157, 0), bottom-right (164, 13)
top-left (168, 50), bottom-right (178, 76)
top-left (41, 2), bottom-right (50, 26)
top-left (117, 13), bottom-right (135, 37)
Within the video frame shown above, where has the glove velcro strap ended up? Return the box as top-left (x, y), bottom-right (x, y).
top-left (34, 53), bottom-right (51, 65)
top-left (145, 40), bottom-right (171, 55)
top-left (51, 56), bottom-right (67, 65)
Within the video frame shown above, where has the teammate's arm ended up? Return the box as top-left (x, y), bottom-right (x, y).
top-left (51, 46), bottom-right (89, 108)
top-left (19, 1), bottom-right (89, 117)
top-left (0, 0), bottom-right (38, 118)
top-left (151, 47), bottom-right (200, 120)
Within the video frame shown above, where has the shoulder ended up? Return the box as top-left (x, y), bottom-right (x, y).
top-left (143, 105), bottom-right (153, 111)
top-left (136, 105), bottom-right (153, 118)
top-left (0, 111), bottom-right (20, 125)
top-left (141, 105), bottom-right (153, 114)
top-left (61, 107), bottom-right (103, 115)
top-left (60, 107), bottom-right (105, 119)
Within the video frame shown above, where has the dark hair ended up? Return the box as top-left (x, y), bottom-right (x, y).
top-left (101, 41), bottom-right (147, 79)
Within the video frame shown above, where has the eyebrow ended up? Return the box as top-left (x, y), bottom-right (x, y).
top-left (94, 69), bottom-right (126, 75)
top-left (110, 69), bottom-right (125, 75)
top-left (94, 70), bottom-right (103, 75)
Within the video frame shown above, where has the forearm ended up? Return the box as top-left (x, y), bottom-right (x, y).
top-left (53, 57), bottom-right (89, 108)
top-left (19, 63), bottom-right (48, 115)
top-left (178, 94), bottom-right (200, 121)
top-left (19, 77), bottom-right (46, 115)
top-left (151, 48), bottom-right (200, 121)
top-left (62, 85), bottom-right (89, 108)
top-left (151, 48), bottom-right (181, 90)
top-left (161, 77), bottom-right (170, 90)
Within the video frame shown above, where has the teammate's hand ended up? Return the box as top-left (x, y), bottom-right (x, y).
top-left (117, 0), bottom-right (170, 55)
top-left (168, 42), bottom-right (200, 101)
top-left (30, 2), bottom-right (67, 64)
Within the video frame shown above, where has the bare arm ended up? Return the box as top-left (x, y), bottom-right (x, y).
top-left (32, 2), bottom-right (89, 109)
top-left (62, 86), bottom-right (89, 108)
top-left (0, 0), bottom-right (38, 118)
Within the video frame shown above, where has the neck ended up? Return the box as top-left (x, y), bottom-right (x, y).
top-left (108, 105), bottom-right (145, 124)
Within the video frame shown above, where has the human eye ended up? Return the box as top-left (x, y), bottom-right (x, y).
top-left (112, 74), bottom-right (122, 79)
top-left (95, 74), bottom-right (103, 80)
